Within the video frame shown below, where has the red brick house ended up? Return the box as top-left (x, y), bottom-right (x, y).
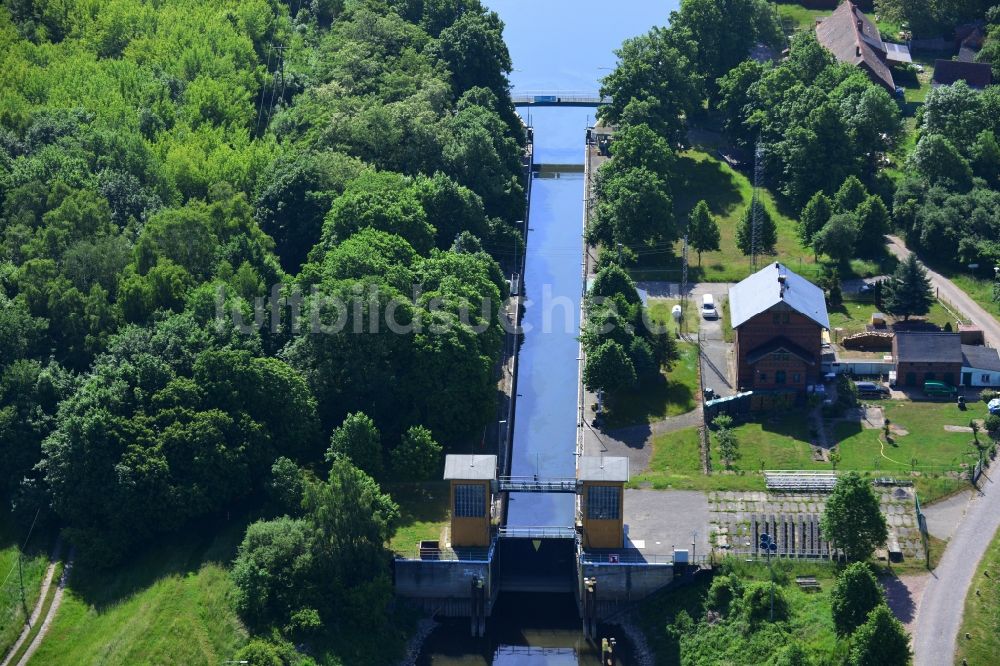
top-left (730, 263), bottom-right (830, 393)
top-left (892, 332), bottom-right (963, 388)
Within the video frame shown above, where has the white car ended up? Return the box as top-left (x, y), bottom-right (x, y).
top-left (989, 398), bottom-right (1000, 415)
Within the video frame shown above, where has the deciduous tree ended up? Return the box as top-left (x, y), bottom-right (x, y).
top-left (688, 200), bottom-right (720, 265)
top-left (821, 472), bottom-right (887, 561)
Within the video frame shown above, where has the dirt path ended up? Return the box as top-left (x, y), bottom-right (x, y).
top-left (2, 550), bottom-right (73, 666)
top-left (0, 541), bottom-right (61, 666)
top-left (886, 236), bottom-right (1000, 348)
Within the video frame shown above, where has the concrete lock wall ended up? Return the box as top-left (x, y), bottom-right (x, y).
top-left (580, 562), bottom-right (674, 602)
top-left (394, 559), bottom-right (492, 604)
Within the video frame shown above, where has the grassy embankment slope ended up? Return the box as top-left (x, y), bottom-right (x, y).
top-left (631, 150), bottom-right (884, 284)
top-left (26, 523), bottom-right (247, 666)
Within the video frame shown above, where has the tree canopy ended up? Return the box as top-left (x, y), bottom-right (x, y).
top-left (820, 472), bottom-right (888, 561)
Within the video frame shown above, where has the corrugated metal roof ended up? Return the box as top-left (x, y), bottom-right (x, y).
top-left (443, 454), bottom-right (497, 480)
top-left (578, 456), bottom-right (628, 482)
top-left (728, 263), bottom-right (830, 330)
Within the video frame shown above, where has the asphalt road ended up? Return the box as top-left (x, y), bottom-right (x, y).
top-left (912, 471), bottom-right (1000, 665)
top-left (886, 236), bottom-right (1000, 348)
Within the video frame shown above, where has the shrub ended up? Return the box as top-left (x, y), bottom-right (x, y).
top-left (981, 388), bottom-right (998, 403)
top-left (739, 581), bottom-right (789, 624)
top-left (706, 574), bottom-right (744, 614)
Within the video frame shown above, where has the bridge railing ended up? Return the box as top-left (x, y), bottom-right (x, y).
top-left (510, 92), bottom-right (611, 106)
top-left (499, 526), bottom-right (577, 539)
top-left (498, 476), bottom-right (579, 493)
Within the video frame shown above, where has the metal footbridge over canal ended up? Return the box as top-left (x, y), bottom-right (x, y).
top-left (510, 91), bottom-right (609, 107)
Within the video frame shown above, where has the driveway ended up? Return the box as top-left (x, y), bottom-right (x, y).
top-left (886, 236), bottom-right (1000, 348)
top-left (637, 282), bottom-right (736, 397)
top-left (911, 470), bottom-right (1000, 665)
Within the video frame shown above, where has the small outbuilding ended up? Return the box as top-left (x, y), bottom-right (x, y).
top-left (893, 332), bottom-right (962, 388)
top-left (932, 60), bottom-right (993, 89)
top-left (444, 454), bottom-right (496, 548)
top-left (578, 456), bottom-right (628, 550)
top-left (961, 345), bottom-right (1000, 388)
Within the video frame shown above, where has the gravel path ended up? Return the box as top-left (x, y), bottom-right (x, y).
top-left (886, 236), bottom-right (1000, 348)
top-left (912, 471), bottom-right (1000, 665)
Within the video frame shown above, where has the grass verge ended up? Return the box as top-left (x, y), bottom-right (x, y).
top-left (955, 525), bottom-right (1000, 665)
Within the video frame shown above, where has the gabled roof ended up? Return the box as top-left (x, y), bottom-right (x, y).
top-left (729, 262), bottom-right (830, 330)
top-left (745, 337), bottom-right (817, 366)
top-left (815, 1), bottom-right (895, 91)
top-left (962, 345), bottom-right (1000, 372)
top-left (894, 332), bottom-right (962, 364)
top-left (932, 60), bottom-right (993, 89)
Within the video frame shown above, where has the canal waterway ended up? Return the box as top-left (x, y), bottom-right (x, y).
top-left (417, 1), bottom-right (679, 662)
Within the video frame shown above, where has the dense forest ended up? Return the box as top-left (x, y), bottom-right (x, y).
top-left (0, 0), bottom-right (522, 661)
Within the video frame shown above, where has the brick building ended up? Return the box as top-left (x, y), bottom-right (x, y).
top-left (730, 263), bottom-right (830, 393)
top-left (893, 332), bottom-right (963, 388)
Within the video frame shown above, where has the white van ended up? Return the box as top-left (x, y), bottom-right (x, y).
top-left (702, 294), bottom-right (718, 319)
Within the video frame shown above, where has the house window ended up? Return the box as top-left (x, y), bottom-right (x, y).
top-left (983, 374), bottom-right (991, 383)
top-left (776, 370), bottom-right (787, 384)
top-left (454, 484), bottom-right (485, 518)
top-left (759, 372), bottom-right (767, 382)
top-left (793, 373), bottom-right (800, 383)
top-left (588, 486), bottom-right (620, 520)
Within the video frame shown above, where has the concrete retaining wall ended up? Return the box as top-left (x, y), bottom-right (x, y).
top-left (394, 556), bottom-right (496, 618)
top-left (580, 562), bottom-right (674, 603)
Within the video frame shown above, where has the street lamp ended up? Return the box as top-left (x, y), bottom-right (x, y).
top-left (758, 532), bottom-right (778, 621)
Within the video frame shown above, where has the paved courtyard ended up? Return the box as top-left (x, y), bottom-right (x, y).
top-left (616, 489), bottom-right (712, 560)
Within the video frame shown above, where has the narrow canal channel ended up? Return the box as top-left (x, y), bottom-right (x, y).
top-left (417, 2), bottom-right (678, 662)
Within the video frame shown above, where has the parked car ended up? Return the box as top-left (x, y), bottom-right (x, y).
top-left (859, 283), bottom-right (874, 294)
top-left (701, 294), bottom-right (718, 319)
top-left (854, 381), bottom-right (890, 398)
top-left (924, 381), bottom-right (957, 397)
top-left (988, 398), bottom-right (1000, 415)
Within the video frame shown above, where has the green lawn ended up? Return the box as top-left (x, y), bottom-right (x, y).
top-left (629, 150), bottom-right (823, 284)
top-left (387, 482), bottom-right (450, 555)
top-left (603, 342), bottom-right (700, 428)
top-left (832, 400), bottom-right (990, 475)
top-left (956, 524), bottom-right (1000, 665)
top-left (0, 513), bottom-right (50, 657)
top-left (828, 299), bottom-right (958, 341)
top-left (29, 524), bottom-right (249, 666)
top-left (639, 557), bottom-right (842, 665)
top-left (648, 298), bottom-right (701, 337)
top-left (775, 3), bottom-right (830, 34)
top-left (723, 412), bottom-right (821, 471)
top-left (630, 426), bottom-right (767, 492)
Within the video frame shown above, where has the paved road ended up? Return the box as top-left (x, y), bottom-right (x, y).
top-left (912, 472), bottom-right (1000, 665)
top-left (886, 236), bottom-right (1000, 348)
